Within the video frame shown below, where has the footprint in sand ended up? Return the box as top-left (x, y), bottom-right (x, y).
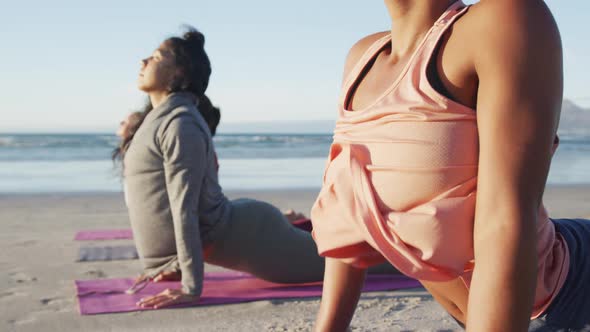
top-left (382, 296), bottom-right (425, 316)
top-left (0, 290), bottom-right (27, 300)
top-left (39, 296), bottom-right (73, 314)
top-left (83, 269), bottom-right (107, 278)
top-left (9, 271), bottom-right (38, 284)
top-left (39, 296), bottom-right (71, 307)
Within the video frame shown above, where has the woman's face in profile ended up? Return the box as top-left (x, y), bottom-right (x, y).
top-left (117, 115), bottom-right (133, 139)
top-left (137, 43), bottom-right (176, 93)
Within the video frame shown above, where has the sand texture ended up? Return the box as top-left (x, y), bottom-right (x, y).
top-left (1, 186), bottom-right (589, 331)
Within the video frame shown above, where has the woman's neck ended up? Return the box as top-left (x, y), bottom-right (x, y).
top-left (384, 0), bottom-right (456, 57)
top-left (149, 91), bottom-right (170, 109)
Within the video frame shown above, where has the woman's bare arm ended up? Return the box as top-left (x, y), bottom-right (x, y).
top-left (466, 1), bottom-right (563, 331)
top-left (313, 33), bottom-right (391, 331)
top-left (314, 258), bottom-right (367, 332)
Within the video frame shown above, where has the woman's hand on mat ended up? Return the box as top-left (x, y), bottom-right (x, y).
top-left (136, 288), bottom-right (197, 309)
top-left (153, 270), bottom-right (181, 282)
top-left (133, 274), bottom-right (144, 283)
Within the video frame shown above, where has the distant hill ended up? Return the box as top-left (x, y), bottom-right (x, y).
top-left (559, 100), bottom-right (590, 137)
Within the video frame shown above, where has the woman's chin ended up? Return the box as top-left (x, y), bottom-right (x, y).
top-left (137, 84), bottom-right (165, 95)
top-left (137, 84), bottom-right (149, 93)
top-left (136, 78), bottom-right (153, 92)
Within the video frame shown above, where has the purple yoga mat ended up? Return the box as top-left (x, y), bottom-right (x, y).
top-left (76, 271), bottom-right (421, 315)
top-left (74, 229), bottom-right (133, 241)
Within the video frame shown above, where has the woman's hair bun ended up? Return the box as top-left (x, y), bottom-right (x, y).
top-left (182, 26), bottom-right (205, 48)
top-left (165, 25), bottom-right (211, 96)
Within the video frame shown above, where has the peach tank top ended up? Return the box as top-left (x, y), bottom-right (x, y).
top-left (310, 1), bottom-right (569, 318)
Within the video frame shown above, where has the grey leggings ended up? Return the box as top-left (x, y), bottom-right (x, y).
top-left (206, 198), bottom-right (397, 283)
top-left (528, 218), bottom-right (590, 332)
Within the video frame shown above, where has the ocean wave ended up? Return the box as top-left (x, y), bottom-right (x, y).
top-left (0, 134), bottom-right (334, 161)
top-left (3, 133), bottom-right (587, 162)
top-left (0, 134), bottom-right (119, 149)
top-left (0, 136), bottom-right (16, 147)
top-left (213, 134), bottom-right (332, 147)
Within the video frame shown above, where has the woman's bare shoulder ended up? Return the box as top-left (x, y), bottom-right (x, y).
top-left (342, 31), bottom-right (389, 79)
top-left (452, 0), bottom-right (560, 78)
top-left (460, 0), bottom-right (559, 47)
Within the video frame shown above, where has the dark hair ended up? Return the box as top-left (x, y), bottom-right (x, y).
top-left (165, 26), bottom-right (212, 97)
top-left (111, 107), bottom-right (149, 163)
top-left (198, 94), bottom-right (221, 136)
top-left (112, 26), bottom-right (214, 164)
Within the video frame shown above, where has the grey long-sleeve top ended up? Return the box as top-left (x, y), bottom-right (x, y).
top-left (124, 92), bottom-right (231, 295)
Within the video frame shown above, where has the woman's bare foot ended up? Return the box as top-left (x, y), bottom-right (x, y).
top-left (283, 209), bottom-right (307, 223)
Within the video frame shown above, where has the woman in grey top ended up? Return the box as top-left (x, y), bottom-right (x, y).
top-left (115, 27), bottom-right (396, 309)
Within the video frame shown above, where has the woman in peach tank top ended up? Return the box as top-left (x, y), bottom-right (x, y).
top-left (311, 1), bottom-right (590, 331)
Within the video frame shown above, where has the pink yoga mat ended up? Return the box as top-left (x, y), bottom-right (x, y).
top-left (74, 229), bottom-right (133, 241)
top-left (76, 271), bottom-right (421, 315)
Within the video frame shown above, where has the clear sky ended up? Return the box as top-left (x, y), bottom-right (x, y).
top-left (0, 0), bottom-right (588, 133)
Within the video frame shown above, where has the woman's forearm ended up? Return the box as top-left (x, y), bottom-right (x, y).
top-left (175, 219), bottom-right (204, 296)
top-left (162, 116), bottom-right (208, 296)
top-left (467, 210), bottom-right (538, 332)
top-left (315, 258), bottom-right (366, 332)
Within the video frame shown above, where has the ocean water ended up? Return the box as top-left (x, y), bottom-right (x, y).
top-left (0, 133), bottom-right (589, 193)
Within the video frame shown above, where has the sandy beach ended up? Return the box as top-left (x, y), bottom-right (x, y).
top-left (1, 186), bottom-right (589, 332)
